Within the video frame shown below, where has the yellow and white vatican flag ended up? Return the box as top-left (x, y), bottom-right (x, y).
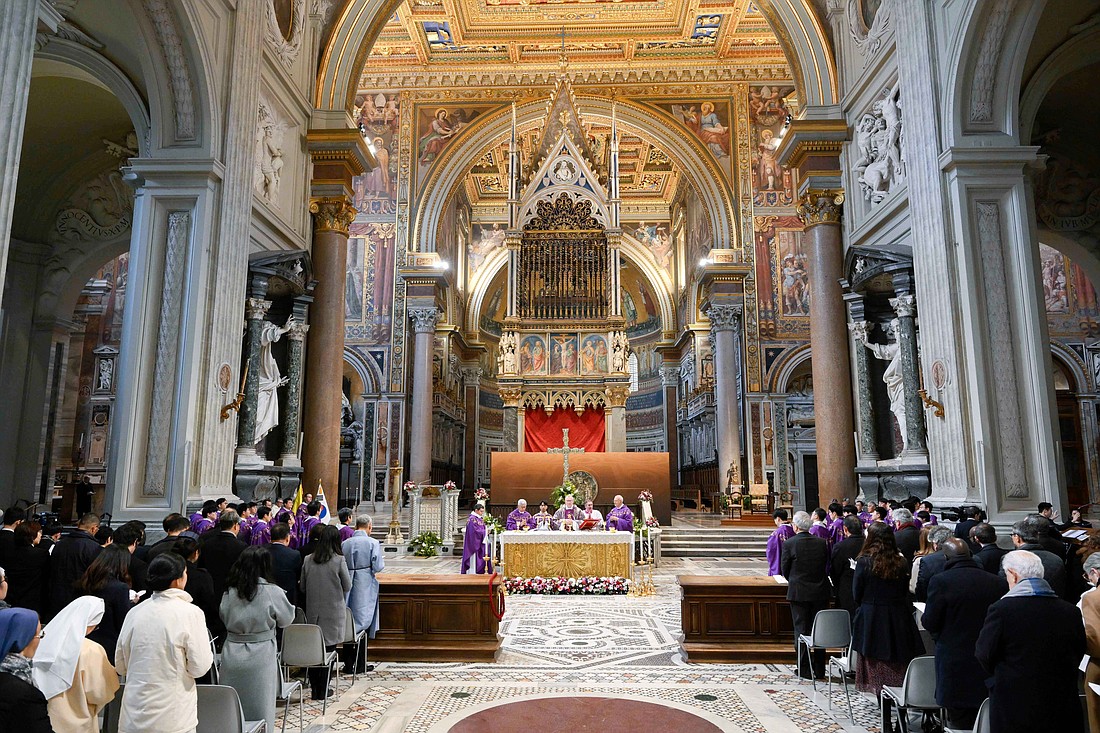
top-left (290, 483), bottom-right (305, 515)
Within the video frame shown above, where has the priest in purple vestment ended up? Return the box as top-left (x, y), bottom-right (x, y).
top-left (338, 507), bottom-right (357, 542)
top-left (506, 500), bottom-right (533, 530)
top-left (461, 505), bottom-right (492, 574)
top-left (605, 495), bottom-right (634, 531)
top-left (190, 500), bottom-right (218, 535)
top-left (552, 495), bottom-right (582, 530)
top-left (295, 501), bottom-right (322, 549)
top-left (827, 504), bottom-right (845, 546)
top-left (766, 509), bottom-right (796, 576)
top-left (249, 507), bottom-right (272, 546)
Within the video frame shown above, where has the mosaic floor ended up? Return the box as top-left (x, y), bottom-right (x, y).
top-left (281, 557), bottom-right (886, 733)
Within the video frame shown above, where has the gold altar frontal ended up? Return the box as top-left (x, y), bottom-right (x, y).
top-left (500, 531), bottom-right (634, 579)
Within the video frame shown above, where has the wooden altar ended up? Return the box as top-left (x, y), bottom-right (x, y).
top-left (490, 452), bottom-right (672, 524)
top-left (500, 530), bottom-right (634, 578)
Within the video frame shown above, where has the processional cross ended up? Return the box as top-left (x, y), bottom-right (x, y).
top-left (547, 428), bottom-right (584, 484)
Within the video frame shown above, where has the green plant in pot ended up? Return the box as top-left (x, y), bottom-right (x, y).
top-left (409, 530), bottom-right (443, 557)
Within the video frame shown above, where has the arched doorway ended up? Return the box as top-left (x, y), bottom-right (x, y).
top-left (1051, 355), bottom-right (1090, 507)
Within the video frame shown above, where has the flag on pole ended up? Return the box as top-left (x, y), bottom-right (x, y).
top-left (290, 483), bottom-right (304, 516)
top-left (316, 480), bottom-right (333, 524)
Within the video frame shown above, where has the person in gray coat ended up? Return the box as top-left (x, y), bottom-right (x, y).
top-left (300, 525), bottom-right (351, 699)
top-left (218, 546), bottom-right (295, 731)
top-left (343, 514), bottom-right (384, 674)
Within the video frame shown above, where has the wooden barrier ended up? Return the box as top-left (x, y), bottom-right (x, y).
top-left (679, 575), bottom-right (796, 663)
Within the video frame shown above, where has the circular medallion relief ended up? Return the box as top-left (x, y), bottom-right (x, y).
top-left (931, 359), bottom-right (949, 391)
top-left (566, 470), bottom-right (598, 504)
top-left (550, 157), bottom-right (579, 184)
top-left (216, 362), bottom-right (233, 393)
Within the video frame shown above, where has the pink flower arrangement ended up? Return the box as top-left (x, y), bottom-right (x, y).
top-left (638, 490), bottom-right (653, 503)
top-left (644, 517), bottom-right (660, 528)
top-left (443, 480), bottom-right (457, 491)
top-left (403, 481), bottom-right (418, 491)
top-left (504, 576), bottom-right (632, 595)
top-left (474, 487), bottom-right (490, 501)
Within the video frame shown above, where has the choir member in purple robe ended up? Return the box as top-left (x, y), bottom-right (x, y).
top-left (809, 508), bottom-right (831, 543)
top-left (338, 508), bottom-right (357, 542)
top-left (295, 501), bottom-right (322, 549)
top-left (249, 507), bottom-right (272, 546)
top-left (274, 498), bottom-right (293, 525)
top-left (190, 500), bottom-right (218, 535)
top-left (919, 501), bottom-right (938, 525)
top-left (606, 495), bottom-right (634, 531)
top-left (553, 495), bottom-right (582, 530)
top-left (506, 500), bottom-right (533, 530)
top-left (827, 503), bottom-right (845, 546)
top-left (295, 494), bottom-right (313, 527)
top-left (461, 505), bottom-right (492, 574)
top-left (237, 503), bottom-right (256, 544)
top-left (766, 509), bottom-right (796, 576)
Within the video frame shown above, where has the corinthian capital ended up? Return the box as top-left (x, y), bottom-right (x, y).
top-left (890, 294), bottom-right (917, 318)
top-left (796, 189), bottom-right (844, 228)
top-left (848, 320), bottom-right (872, 344)
top-left (245, 298), bottom-right (272, 320)
top-left (705, 303), bottom-right (743, 333)
top-left (286, 322), bottom-right (310, 341)
top-left (309, 197), bottom-right (357, 235)
top-left (408, 307), bottom-right (440, 334)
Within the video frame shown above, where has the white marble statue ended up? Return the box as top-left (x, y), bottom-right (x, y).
top-left (855, 89), bottom-right (905, 204)
top-left (254, 316), bottom-right (294, 444)
top-left (854, 319), bottom-right (909, 451)
top-left (500, 331), bottom-right (517, 374)
top-left (611, 331), bottom-right (628, 373)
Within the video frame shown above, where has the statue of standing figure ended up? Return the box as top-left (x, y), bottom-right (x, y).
top-left (854, 319), bottom-right (909, 452)
top-left (254, 316), bottom-right (295, 445)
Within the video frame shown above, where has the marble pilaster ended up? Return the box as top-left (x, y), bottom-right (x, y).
top-left (890, 294), bottom-right (927, 456)
top-left (605, 385), bottom-right (629, 452)
top-left (661, 366), bottom-right (680, 491)
top-left (408, 307), bottom-right (440, 484)
top-left (462, 368), bottom-right (482, 490)
top-left (279, 322), bottom-right (309, 465)
top-left (706, 303), bottom-right (743, 491)
top-left (235, 298), bottom-right (271, 461)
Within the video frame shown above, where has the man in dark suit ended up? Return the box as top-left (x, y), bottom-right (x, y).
top-left (829, 515), bottom-right (864, 618)
top-left (781, 510), bottom-right (832, 679)
top-left (39, 522), bottom-right (63, 554)
top-left (112, 522), bottom-right (149, 593)
top-left (892, 508), bottom-right (921, 562)
top-left (977, 549), bottom-right (1085, 733)
top-left (914, 525), bottom-right (953, 602)
top-left (145, 513), bottom-right (190, 563)
top-left (0, 506), bottom-right (25, 566)
top-left (953, 506), bottom-right (980, 550)
top-left (48, 513), bottom-right (102, 616)
top-left (999, 516), bottom-right (1067, 598)
top-left (970, 522), bottom-right (1007, 574)
top-left (268, 521), bottom-right (303, 606)
top-left (198, 509), bottom-right (246, 640)
top-left (922, 538), bottom-right (1007, 730)
top-left (1033, 513), bottom-right (1068, 561)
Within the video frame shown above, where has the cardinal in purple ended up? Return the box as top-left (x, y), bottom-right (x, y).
top-left (606, 494), bottom-right (634, 531)
top-left (249, 507), bottom-right (272, 546)
top-left (766, 509), bottom-right (796, 576)
top-left (506, 500), bottom-right (533, 530)
top-left (295, 501), bottom-right (322, 549)
top-left (461, 505), bottom-right (493, 574)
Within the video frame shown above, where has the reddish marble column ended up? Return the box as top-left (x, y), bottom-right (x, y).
top-left (302, 198), bottom-right (355, 494)
top-left (407, 307), bottom-right (440, 484)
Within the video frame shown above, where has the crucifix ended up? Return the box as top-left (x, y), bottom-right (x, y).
top-left (547, 428), bottom-right (584, 484)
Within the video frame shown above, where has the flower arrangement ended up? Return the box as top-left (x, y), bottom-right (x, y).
top-left (409, 530), bottom-right (443, 557)
top-left (550, 479), bottom-right (578, 508)
top-left (504, 576), bottom-right (632, 595)
top-left (474, 487), bottom-right (489, 501)
top-left (443, 480), bottom-right (457, 491)
top-left (633, 517), bottom-right (661, 531)
top-left (403, 481), bottom-right (418, 492)
top-left (485, 514), bottom-right (505, 534)
top-left (645, 517), bottom-right (660, 528)
top-left (638, 490), bottom-right (653, 503)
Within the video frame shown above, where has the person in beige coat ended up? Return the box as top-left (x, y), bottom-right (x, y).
top-left (1081, 552), bottom-right (1100, 732)
top-left (33, 596), bottom-right (119, 732)
top-left (115, 553), bottom-right (213, 733)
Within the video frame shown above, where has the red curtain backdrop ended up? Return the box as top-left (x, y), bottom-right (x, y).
top-left (524, 407), bottom-right (606, 453)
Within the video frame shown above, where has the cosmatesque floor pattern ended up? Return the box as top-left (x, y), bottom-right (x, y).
top-left (283, 557), bottom-right (885, 732)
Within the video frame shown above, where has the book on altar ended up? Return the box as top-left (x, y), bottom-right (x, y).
top-left (578, 518), bottom-right (600, 530)
top-left (1063, 529), bottom-right (1089, 540)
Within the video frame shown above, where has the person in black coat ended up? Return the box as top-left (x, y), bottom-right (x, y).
top-left (976, 549), bottom-right (1085, 733)
top-left (268, 522), bottom-right (303, 606)
top-left (999, 517), bottom-right (1067, 599)
top-left (913, 525), bottom-right (953, 602)
top-left (892, 508), bottom-right (921, 562)
top-left (781, 511), bottom-right (832, 679)
top-left (197, 510), bottom-right (246, 642)
top-left (170, 538), bottom-right (218, 634)
top-left (76, 544), bottom-right (132, 665)
top-left (5, 523), bottom-right (49, 617)
top-left (1033, 514), bottom-right (1068, 561)
top-left (112, 523), bottom-right (148, 593)
top-left (953, 506), bottom-right (981, 551)
top-left (48, 514), bottom-right (102, 617)
top-left (921, 538), bottom-right (1007, 730)
top-left (970, 522), bottom-right (1007, 574)
top-left (0, 607), bottom-right (52, 733)
top-left (146, 513), bottom-right (191, 563)
top-left (0, 506), bottom-right (26, 567)
top-left (829, 516), bottom-right (864, 618)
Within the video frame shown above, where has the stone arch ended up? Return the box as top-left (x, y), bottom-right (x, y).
top-left (1019, 22), bottom-right (1100, 146)
top-left (1037, 228), bottom-right (1100, 296)
top-left (1050, 341), bottom-right (1089, 393)
top-left (344, 347), bottom-right (384, 396)
top-left (768, 344), bottom-right (813, 393)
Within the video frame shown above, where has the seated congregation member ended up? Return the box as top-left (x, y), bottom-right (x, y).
top-left (506, 500), bottom-right (533, 530)
top-left (1079, 552), bottom-right (1100, 733)
top-left (267, 523), bottom-right (302, 605)
top-left (553, 495), bottom-right (583, 530)
top-left (1000, 516), bottom-right (1066, 598)
top-left (1068, 507), bottom-right (1094, 529)
top-left (77, 545), bottom-right (132, 665)
top-left (976, 550), bottom-right (1085, 733)
top-left (34, 596), bottom-right (119, 733)
top-left (532, 502), bottom-right (555, 531)
top-left (969, 522), bottom-right (1007, 574)
top-left (299, 526), bottom-right (351, 700)
top-left (913, 525), bottom-right (952, 602)
top-left (197, 509), bottom-right (246, 641)
top-left (6, 521), bottom-right (50, 617)
top-left (461, 504), bottom-right (492, 574)
top-left (170, 539), bottom-right (217, 635)
top-left (145, 514), bottom-right (189, 562)
top-left (219, 547), bottom-right (294, 731)
top-left (343, 514), bottom-right (384, 674)
top-left (249, 506), bottom-right (273, 546)
top-left (115, 553), bottom-right (213, 733)
top-left (851, 522), bottom-right (924, 695)
top-left (0, 607), bottom-right (52, 733)
top-left (921, 538), bottom-right (1006, 730)
top-left (766, 509), bottom-right (795, 577)
top-left (829, 516), bottom-right (864, 618)
top-left (580, 500), bottom-right (602, 528)
top-left (892, 508), bottom-right (921, 563)
top-left (781, 511), bottom-right (831, 679)
top-left (605, 495), bottom-right (634, 532)
top-left (49, 513), bottom-right (101, 617)
top-left (337, 507), bottom-right (357, 542)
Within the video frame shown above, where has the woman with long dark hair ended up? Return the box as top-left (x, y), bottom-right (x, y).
top-left (5, 522), bottom-right (49, 616)
top-left (218, 547), bottom-right (293, 730)
top-left (851, 522), bottom-right (924, 694)
top-left (299, 525), bottom-right (350, 699)
top-left (76, 545), bottom-right (132, 664)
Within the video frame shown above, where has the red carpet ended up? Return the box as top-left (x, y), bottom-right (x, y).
top-left (447, 696), bottom-right (724, 732)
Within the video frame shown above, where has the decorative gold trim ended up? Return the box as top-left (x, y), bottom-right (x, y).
top-left (309, 197), bottom-right (357, 235)
top-left (795, 189), bottom-right (844, 228)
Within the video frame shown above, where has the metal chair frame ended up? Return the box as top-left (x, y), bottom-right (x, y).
top-left (826, 642), bottom-right (856, 721)
top-left (796, 608), bottom-right (852, 691)
top-left (280, 624), bottom-right (339, 716)
top-left (343, 606), bottom-right (368, 684)
top-left (880, 655), bottom-right (939, 733)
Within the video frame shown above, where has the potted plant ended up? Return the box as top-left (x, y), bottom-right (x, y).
top-left (409, 530), bottom-right (443, 557)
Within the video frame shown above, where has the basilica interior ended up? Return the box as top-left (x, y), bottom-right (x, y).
top-left (2, 0), bottom-right (1097, 527)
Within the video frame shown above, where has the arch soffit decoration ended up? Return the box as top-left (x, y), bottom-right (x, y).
top-left (47, 236), bottom-right (132, 321)
top-left (1019, 24), bottom-right (1100, 146)
top-left (415, 97), bottom-right (734, 256)
top-left (1050, 341), bottom-right (1089, 394)
top-left (1037, 229), bottom-right (1100, 295)
top-left (343, 346), bottom-right (383, 396)
top-left (768, 343), bottom-right (812, 393)
top-left (314, 0), bottom-right (838, 114)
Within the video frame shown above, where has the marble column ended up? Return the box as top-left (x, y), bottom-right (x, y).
top-left (890, 294), bottom-right (928, 456)
top-left (661, 366), bottom-right (680, 491)
top-left (279, 321), bottom-right (309, 466)
top-left (706, 303), bottom-right (744, 491)
top-left (236, 298), bottom-right (271, 461)
top-left (407, 307), bottom-right (440, 484)
top-left (847, 320), bottom-right (880, 462)
top-left (773, 396), bottom-right (789, 498)
top-left (797, 190), bottom-right (856, 496)
top-left (462, 368), bottom-right (482, 490)
top-left (302, 198), bottom-right (356, 494)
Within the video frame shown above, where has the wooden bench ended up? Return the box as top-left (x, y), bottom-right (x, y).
top-left (679, 575), bottom-right (795, 663)
top-left (672, 484), bottom-right (704, 510)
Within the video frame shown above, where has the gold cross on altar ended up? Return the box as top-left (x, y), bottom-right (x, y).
top-left (547, 428), bottom-right (584, 483)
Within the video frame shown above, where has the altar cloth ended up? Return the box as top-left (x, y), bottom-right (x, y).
top-left (500, 530), bottom-right (634, 579)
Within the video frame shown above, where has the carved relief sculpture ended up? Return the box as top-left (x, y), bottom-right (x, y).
top-left (256, 100), bottom-right (286, 203)
top-left (854, 86), bottom-right (905, 204)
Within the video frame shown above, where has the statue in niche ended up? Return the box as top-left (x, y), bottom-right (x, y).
top-left (611, 331), bottom-right (629, 373)
top-left (254, 316), bottom-right (295, 445)
top-left (498, 331), bottom-right (517, 374)
top-left (853, 320), bottom-right (909, 452)
top-left (97, 359), bottom-right (114, 392)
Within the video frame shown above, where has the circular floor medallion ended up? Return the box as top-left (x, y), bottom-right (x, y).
top-left (447, 696), bottom-right (724, 733)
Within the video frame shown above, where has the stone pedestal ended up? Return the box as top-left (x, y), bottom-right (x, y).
top-left (706, 304), bottom-right (743, 491)
top-left (408, 307), bottom-right (440, 484)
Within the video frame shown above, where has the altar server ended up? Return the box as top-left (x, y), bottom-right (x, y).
top-left (605, 495), bottom-right (634, 531)
top-left (553, 495), bottom-right (583, 530)
top-left (506, 500), bottom-right (533, 530)
top-left (461, 505), bottom-right (493, 574)
top-left (532, 502), bottom-right (555, 531)
top-left (766, 509), bottom-right (796, 576)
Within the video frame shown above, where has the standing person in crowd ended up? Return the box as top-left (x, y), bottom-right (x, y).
top-left (6, 521), bottom-right (50, 616)
top-left (969, 523), bottom-right (1007, 573)
top-left (197, 510), bottom-right (246, 642)
top-left (343, 515), bottom-right (384, 674)
top-left (976, 550), bottom-right (1085, 733)
top-left (808, 508), bottom-right (831, 546)
top-left (249, 506), bottom-right (273, 546)
top-left (461, 504), bottom-right (491, 574)
top-left (274, 498), bottom-right (293, 524)
top-left (93, 527), bottom-right (113, 547)
top-left (299, 523), bottom-right (325, 561)
top-left (892, 508), bottom-right (921, 562)
top-left (170, 539), bottom-right (217, 635)
top-left (1034, 513), bottom-right (1068, 560)
top-left (49, 513), bottom-right (101, 616)
top-left (0, 506), bottom-right (26, 565)
top-left (338, 508), bottom-right (357, 542)
top-left (855, 501), bottom-right (873, 526)
top-left (76, 545), bottom-right (132, 665)
top-left (954, 506), bottom-right (981, 549)
top-left (111, 523), bottom-right (148, 593)
top-left (236, 503), bottom-right (256, 545)
top-left (146, 514), bottom-right (190, 562)
top-left (189, 501), bottom-right (218, 536)
top-left (781, 511), bottom-right (831, 680)
top-left (826, 503), bottom-right (845, 546)
top-left (267, 523), bottom-right (302, 605)
top-left (871, 505), bottom-right (889, 524)
top-left (0, 566), bottom-right (9, 609)
top-left (766, 509), bottom-right (795, 577)
top-left (830, 515), bottom-right (864, 618)
top-left (1001, 516), bottom-right (1066, 598)
top-left (0, 607), bottom-right (52, 732)
top-left (1078, 552), bottom-right (1100, 733)
top-left (299, 525), bottom-right (351, 699)
top-left (115, 553), bottom-right (212, 733)
top-left (921, 538), bottom-right (1006, 730)
top-left (913, 525), bottom-right (952, 601)
top-left (40, 523), bottom-right (63, 555)
top-left (851, 522), bottom-right (924, 695)
top-left (296, 501), bottom-right (323, 550)
top-left (34, 596), bottom-right (119, 733)
top-left (918, 500), bottom-right (938, 525)
top-left (218, 547), bottom-right (294, 731)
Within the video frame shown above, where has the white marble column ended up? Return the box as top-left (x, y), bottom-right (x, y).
top-left (706, 303), bottom-right (743, 490)
top-left (605, 386), bottom-right (629, 452)
top-left (408, 307), bottom-right (439, 484)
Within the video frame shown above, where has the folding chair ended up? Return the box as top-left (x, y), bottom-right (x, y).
top-left (944, 698), bottom-right (990, 733)
top-left (797, 608), bottom-right (851, 691)
top-left (208, 630), bottom-right (221, 684)
top-left (281, 624), bottom-right (339, 716)
top-left (197, 684), bottom-right (266, 733)
top-left (343, 606), bottom-right (368, 684)
top-left (881, 655), bottom-right (939, 733)
top-left (275, 656), bottom-right (304, 733)
top-left (826, 643), bottom-right (856, 721)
